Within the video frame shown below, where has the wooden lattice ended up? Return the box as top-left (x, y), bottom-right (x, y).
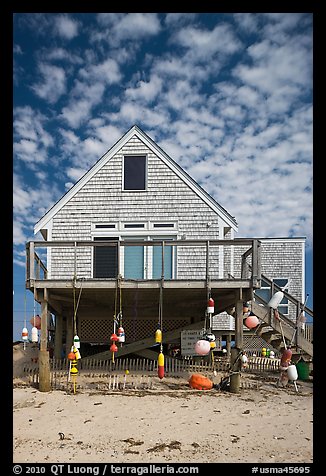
top-left (80, 318), bottom-right (190, 343)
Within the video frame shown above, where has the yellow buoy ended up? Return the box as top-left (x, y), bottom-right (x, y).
top-left (155, 329), bottom-right (162, 343)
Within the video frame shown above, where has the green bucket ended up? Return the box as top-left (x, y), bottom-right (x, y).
top-left (296, 361), bottom-right (310, 380)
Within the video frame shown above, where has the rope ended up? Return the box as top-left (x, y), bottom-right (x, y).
top-left (72, 277), bottom-right (83, 337)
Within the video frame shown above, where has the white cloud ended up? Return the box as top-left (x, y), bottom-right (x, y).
top-left (44, 47), bottom-right (83, 64)
top-left (66, 167), bottom-right (88, 182)
top-left (31, 63), bottom-right (67, 104)
top-left (97, 13), bottom-right (161, 46)
top-left (60, 82), bottom-right (105, 128)
top-left (234, 37), bottom-right (312, 97)
top-left (54, 15), bottom-right (79, 40)
top-left (79, 58), bottom-right (121, 85)
top-left (172, 23), bottom-right (242, 60)
top-left (233, 13), bottom-right (259, 33)
top-left (164, 13), bottom-right (198, 26)
top-left (14, 106), bottom-right (54, 164)
top-left (125, 75), bottom-right (163, 102)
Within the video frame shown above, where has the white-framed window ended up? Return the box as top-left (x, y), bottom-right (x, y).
top-left (123, 155), bottom-right (147, 191)
top-left (255, 278), bottom-right (289, 316)
top-left (91, 221), bottom-right (177, 279)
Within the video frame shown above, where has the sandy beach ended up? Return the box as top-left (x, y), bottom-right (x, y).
top-left (13, 374), bottom-right (313, 465)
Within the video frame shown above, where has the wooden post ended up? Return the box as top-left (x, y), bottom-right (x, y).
top-left (39, 289), bottom-right (51, 392)
top-left (54, 313), bottom-right (63, 359)
top-left (29, 241), bottom-right (35, 281)
top-left (65, 314), bottom-right (73, 357)
top-left (226, 333), bottom-right (232, 358)
top-left (229, 293), bottom-right (243, 393)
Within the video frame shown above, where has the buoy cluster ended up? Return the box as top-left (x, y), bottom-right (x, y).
top-left (194, 296), bottom-right (217, 356)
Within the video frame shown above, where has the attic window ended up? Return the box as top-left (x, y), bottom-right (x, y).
top-left (123, 156), bottom-right (146, 191)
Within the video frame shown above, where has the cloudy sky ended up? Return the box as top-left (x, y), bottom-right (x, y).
top-left (13, 13), bottom-right (313, 337)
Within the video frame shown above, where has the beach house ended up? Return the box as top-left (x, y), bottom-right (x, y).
top-left (26, 125), bottom-right (312, 389)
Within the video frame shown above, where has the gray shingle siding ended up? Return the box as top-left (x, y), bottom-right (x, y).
top-left (48, 135), bottom-right (305, 316)
top-left (50, 136), bottom-right (222, 279)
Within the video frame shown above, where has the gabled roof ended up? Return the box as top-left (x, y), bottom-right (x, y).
top-left (34, 125), bottom-right (238, 234)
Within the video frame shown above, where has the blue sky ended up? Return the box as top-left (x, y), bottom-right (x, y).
top-left (13, 13), bottom-right (313, 340)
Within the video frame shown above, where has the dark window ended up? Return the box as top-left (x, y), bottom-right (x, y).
top-left (124, 156), bottom-right (146, 190)
top-left (124, 224), bottom-right (145, 229)
top-left (153, 223), bottom-right (175, 228)
top-left (95, 224), bottom-right (116, 229)
top-left (93, 237), bottom-right (118, 278)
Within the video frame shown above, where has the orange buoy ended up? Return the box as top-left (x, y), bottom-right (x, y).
top-left (110, 333), bottom-right (118, 342)
top-left (68, 351), bottom-right (76, 360)
top-left (189, 374), bottom-right (213, 390)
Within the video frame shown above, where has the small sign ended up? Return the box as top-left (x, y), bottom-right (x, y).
top-left (180, 330), bottom-right (220, 356)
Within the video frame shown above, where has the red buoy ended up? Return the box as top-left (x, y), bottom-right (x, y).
top-left (207, 297), bottom-right (215, 314)
top-left (158, 351), bottom-right (164, 379)
top-left (110, 333), bottom-right (118, 342)
top-left (281, 348), bottom-right (292, 365)
top-left (30, 315), bottom-right (41, 330)
top-left (110, 343), bottom-right (118, 353)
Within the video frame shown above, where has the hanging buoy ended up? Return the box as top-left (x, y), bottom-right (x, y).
top-left (194, 339), bottom-right (211, 356)
top-left (155, 329), bottom-right (162, 343)
top-left (110, 343), bottom-right (118, 353)
top-left (261, 347), bottom-right (267, 357)
top-left (269, 350), bottom-right (275, 359)
top-left (73, 346), bottom-right (81, 360)
top-left (110, 333), bottom-right (118, 342)
top-left (73, 335), bottom-right (80, 349)
top-left (158, 351), bottom-right (164, 379)
top-left (30, 315), bottom-right (41, 330)
top-left (117, 327), bottom-right (125, 343)
top-left (268, 291), bottom-right (284, 309)
top-left (207, 297), bottom-right (215, 314)
top-left (244, 313), bottom-right (259, 329)
top-left (21, 327), bottom-right (29, 341)
top-left (210, 341), bottom-right (216, 349)
top-left (241, 354), bottom-right (248, 364)
top-left (31, 326), bottom-right (38, 343)
top-left (206, 333), bottom-right (216, 342)
top-left (68, 351), bottom-right (76, 360)
top-left (281, 348), bottom-right (292, 365)
top-left (287, 364), bottom-right (298, 381)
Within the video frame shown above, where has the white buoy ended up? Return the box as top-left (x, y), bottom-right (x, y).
top-left (287, 364), bottom-right (298, 381)
top-left (241, 354), bottom-right (248, 364)
top-left (22, 327), bottom-right (29, 341)
top-left (31, 327), bottom-right (38, 343)
top-left (267, 291), bottom-right (284, 309)
top-left (73, 335), bottom-right (80, 349)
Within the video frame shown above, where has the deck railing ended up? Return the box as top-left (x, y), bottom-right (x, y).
top-left (26, 238), bottom-right (262, 287)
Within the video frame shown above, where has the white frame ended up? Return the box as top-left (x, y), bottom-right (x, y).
top-left (91, 220), bottom-right (178, 279)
